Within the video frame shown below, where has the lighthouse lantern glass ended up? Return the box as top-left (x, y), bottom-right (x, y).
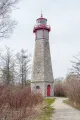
top-left (37, 19), bottom-right (47, 25)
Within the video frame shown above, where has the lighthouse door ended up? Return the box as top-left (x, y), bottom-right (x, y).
top-left (47, 85), bottom-right (51, 96)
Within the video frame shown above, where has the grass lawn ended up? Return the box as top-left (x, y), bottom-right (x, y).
top-left (35, 98), bottom-right (55, 120)
top-left (63, 99), bottom-right (80, 110)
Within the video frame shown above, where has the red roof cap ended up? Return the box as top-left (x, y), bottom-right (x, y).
top-left (36, 14), bottom-right (47, 21)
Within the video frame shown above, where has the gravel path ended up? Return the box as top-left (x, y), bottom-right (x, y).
top-left (51, 97), bottom-right (80, 120)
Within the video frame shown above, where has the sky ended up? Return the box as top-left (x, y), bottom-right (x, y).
top-left (0, 0), bottom-right (80, 79)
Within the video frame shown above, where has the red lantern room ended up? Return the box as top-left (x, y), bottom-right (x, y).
top-left (33, 14), bottom-right (51, 40)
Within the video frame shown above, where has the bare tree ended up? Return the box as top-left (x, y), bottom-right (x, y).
top-left (54, 77), bottom-right (65, 97)
top-left (16, 49), bottom-right (31, 88)
top-left (0, 47), bottom-right (16, 84)
top-left (65, 54), bottom-right (80, 105)
top-left (70, 54), bottom-right (80, 75)
top-left (65, 74), bottom-right (80, 105)
top-left (0, 0), bottom-right (20, 39)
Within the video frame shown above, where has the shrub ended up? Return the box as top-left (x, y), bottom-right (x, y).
top-left (65, 74), bottom-right (80, 105)
top-left (0, 85), bottom-right (43, 119)
top-left (54, 81), bottom-right (66, 97)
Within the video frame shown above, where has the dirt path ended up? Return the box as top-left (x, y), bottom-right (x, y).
top-left (51, 97), bottom-right (80, 120)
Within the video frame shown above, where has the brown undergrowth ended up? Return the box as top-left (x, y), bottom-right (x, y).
top-left (0, 85), bottom-right (43, 120)
top-left (63, 99), bottom-right (80, 110)
top-left (64, 76), bottom-right (80, 106)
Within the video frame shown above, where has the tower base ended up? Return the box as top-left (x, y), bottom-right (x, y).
top-left (31, 81), bottom-right (54, 97)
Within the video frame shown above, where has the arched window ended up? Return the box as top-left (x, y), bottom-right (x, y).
top-left (36, 85), bottom-right (40, 89)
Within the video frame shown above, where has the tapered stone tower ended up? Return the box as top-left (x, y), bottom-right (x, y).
top-left (31, 14), bottom-right (54, 97)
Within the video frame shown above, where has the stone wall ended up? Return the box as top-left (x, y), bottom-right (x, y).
top-left (31, 38), bottom-right (54, 97)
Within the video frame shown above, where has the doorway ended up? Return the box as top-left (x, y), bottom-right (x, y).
top-left (47, 85), bottom-right (51, 96)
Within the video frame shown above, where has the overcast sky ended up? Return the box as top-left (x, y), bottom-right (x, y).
top-left (0, 0), bottom-right (80, 79)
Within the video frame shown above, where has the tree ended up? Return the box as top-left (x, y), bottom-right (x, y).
top-left (65, 73), bottom-right (80, 105)
top-left (0, 47), bottom-right (16, 84)
top-left (70, 54), bottom-right (80, 76)
top-left (65, 54), bottom-right (80, 105)
top-left (54, 77), bottom-right (65, 97)
top-left (0, 0), bottom-right (19, 39)
top-left (16, 49), bottom-right (31, 88)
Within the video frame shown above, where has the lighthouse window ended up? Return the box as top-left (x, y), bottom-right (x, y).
top-left (37, 20), bottom-right (40, 24)
top-left (37, 20), bottom-right (46, 25)
top-left (36, 86), bottom-right (40, 89)
top-left (40, 20), bottom-right (46, 24)
top-left (38, 21), bottom-right (40, 23)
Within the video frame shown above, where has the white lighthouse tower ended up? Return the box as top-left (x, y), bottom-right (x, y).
top-left (31, 14), bottom-right (54, 97)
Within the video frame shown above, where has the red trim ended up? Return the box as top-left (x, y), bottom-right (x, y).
top-left (36, 17), bottom-right (47, 21)
top-left (33, 25), bottom-right (51, 33)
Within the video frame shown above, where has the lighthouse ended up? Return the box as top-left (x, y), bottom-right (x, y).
top-left (31, 14), bottom-right (54, 97)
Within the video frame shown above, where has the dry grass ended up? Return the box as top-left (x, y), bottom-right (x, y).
top-left (54, 75), bottom-right (80, 107)
top-left (63, 99), bottom-right (80, 110)
top-left (0, 85), bottom-right (43, 120)
top-left (54, 81), bottom-right (66, 97)
top-left (65, 76), bottom-right (80, 105)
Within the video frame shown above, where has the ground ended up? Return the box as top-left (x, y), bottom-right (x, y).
top-left (51, 97), bottom-right (80, 120)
